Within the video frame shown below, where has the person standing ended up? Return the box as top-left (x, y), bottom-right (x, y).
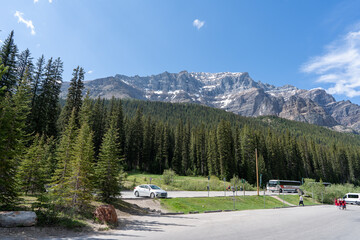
top-left (299, 195), bottom-right (304, 206)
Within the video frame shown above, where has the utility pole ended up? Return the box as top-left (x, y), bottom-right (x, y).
top-left (256, 148), bottom-right (259, 196)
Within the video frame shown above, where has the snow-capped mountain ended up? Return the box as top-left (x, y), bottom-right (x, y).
top-left (60, 71), bottom-right (360, 133)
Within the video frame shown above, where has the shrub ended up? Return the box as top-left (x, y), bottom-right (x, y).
top-left (163, 169), bottom-right (176, 185)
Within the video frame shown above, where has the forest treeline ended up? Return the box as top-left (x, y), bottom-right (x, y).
top-left (1, 31), bottom-right (360, 211)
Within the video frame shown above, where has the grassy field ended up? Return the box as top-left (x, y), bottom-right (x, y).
top-left (124, 171), bottom-right (256, 191)
top-left (278, 194), bottom-right (320, 206)
top-left (160, 196), bottom-right (287, 213)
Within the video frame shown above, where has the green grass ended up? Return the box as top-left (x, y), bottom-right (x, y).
top-left (160, 196), bottom-right (286, 213)
top-left (277, 195), bottom-right (320, 206)
top-left (124, 171), bottom-right (256, 191)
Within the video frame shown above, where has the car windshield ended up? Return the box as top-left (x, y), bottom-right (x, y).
top-left (150, 185), bottom-right (161, 190)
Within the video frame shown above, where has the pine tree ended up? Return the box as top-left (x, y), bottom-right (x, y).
top-left (91, 97), bottom-right (106, 158)
top-left (217, 120), bottom-right (234, 180)
top-left (125, 108), bottom-right (143, 169)
top-left (31, 55), bottom-right (45, 108)
top-left (35, 57), bottom-right (63, 137)
top-left (241, 125), bottom-right (256, 182)
top-left (58, 66), bottom-right (84, 132)
top-left (143, 116), bottom-right (155, 172)
top-left (17, 134), bottom-right (49, 194)
top-left (17, 48), bottom-right (33, 81)
top-left (207, 129), bottom-right (219, 176)
top-left (60, 94), bottom-right (94, 211)
top-left (52, 109), bottom-right (77, 185)
top-left (95, 113), bottom-right (123, 202)
top-left (0, 67), bottom-right (31, 208)
top-left (0, 30), bottom-right (18, 94)
top-left (172, 120), bottom-right (183, 173)
top-left (29, 55), bottom-right (45, 134)
top-left (116, 100), bottom-right (126, 156)
top-left (181, 121), bottom-right (191, 174)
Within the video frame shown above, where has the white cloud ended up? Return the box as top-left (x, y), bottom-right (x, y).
top-left (193, 19), bottom-right (205, 30)
top-left (87, 70), bottom-right (94, 74)
top-left (301, 29), bottom-right (360, 97)
top-left (0, 39), bottom-right (3, 44)
top-left (49, 0), bottom-right (53, 3)
top-left (14, 11), bottom-right (36, 35)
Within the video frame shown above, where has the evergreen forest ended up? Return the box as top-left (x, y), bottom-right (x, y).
top-left (1, 30), bottom-right (360, 211)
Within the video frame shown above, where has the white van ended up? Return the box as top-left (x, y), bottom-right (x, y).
top-left (343, 193), bottom-right (360, 205)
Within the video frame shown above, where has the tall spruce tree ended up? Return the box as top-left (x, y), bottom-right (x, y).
top-left (17, 134), bottom-right (49, 194)
top-left (29, 55), bottom-right (45, 134)
top-left (91, 97), bottom-right (107, 158)
top-left (125, 108), bottom-right (143, 169)
top-left (58, 66), bottom-right (85, 132)
top-left (181, 121), bottom-right (191, 175)
top-left (172, 120), bottom-right (183, 174)
top-left (95, 113), bottom-right (123, 202)
top-left (0, 67), bottom-right (31, 208)
top-left (217, 120), bottom-right (234, 180)
top-left (0, 30), bottom-right (18, 94)
top-left (17, 48), bottom-right (33, 81)
top-left (65, 94), bottom-right (94, 210)
top-left (36, 57), bottom-right (63, 137)
top-left (52, 109), bottom-right (77, 185)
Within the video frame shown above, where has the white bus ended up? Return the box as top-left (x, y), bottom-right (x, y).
top-left (267, 179), bottom-right (301, 193)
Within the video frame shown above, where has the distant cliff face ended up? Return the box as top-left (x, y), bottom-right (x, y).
top-left (60, 71), bottom-right (360, 133)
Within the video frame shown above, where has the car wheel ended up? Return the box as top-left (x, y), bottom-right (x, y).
top-left (150, 193), bottom-right (155, 199)
top-left (135, 191), bottom-right (139, 197)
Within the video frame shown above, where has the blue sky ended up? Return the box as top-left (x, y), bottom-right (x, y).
top-left (2, 0), bottom-right (360, 104)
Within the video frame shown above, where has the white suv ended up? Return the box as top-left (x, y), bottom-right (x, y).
top-left (134, 184), bottom-right (167, 198)
top-left (343, 193), bottom-right (360, 205)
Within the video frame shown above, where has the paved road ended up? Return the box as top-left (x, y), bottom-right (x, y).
top-left (120, 190), bottom-right (295, 199)
top-left (67, 205), bottom-right (360, 240)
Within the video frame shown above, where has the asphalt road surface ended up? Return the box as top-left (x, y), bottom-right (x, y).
top-left (120, 190), bottom-right (293, 198)
top-left (64, 205), bottom-right (360, 240)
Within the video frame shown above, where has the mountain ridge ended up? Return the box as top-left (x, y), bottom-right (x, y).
top-left (60, 71), bottom-right (360, 133)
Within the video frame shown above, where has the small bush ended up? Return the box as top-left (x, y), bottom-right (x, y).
top-left (163, 169), bottom-right (176, 185)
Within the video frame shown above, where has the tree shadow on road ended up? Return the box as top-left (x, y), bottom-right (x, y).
top-left (119, 218), bottom-right (194, 232)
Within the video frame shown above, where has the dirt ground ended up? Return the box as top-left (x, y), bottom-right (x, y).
top-left (0, 199), bottom-right (167, 239)
top-left (122, 199), bottom-right (169, 213)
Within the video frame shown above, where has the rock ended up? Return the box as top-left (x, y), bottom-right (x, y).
top-left (0, 211), bottom-right (37, 227)
top-left (94, 205), bottom-right (118, 224)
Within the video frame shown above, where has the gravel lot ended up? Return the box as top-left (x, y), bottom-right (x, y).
top-left (67, 205), bottom-right (360, 240)
top-left (2, 205), bottom-right (359, 239)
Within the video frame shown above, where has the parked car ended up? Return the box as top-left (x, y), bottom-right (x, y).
top-left (133, 184), bottom-right (167, 198)
top-left (343, 193), bottom-right (360, 205)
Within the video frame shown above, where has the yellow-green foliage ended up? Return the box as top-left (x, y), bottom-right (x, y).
top-left (301, 178), bottom-right (360, 204)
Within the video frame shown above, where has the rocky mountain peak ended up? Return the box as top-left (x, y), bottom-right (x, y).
top-left (60, 70), bottom-right (360, 133)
